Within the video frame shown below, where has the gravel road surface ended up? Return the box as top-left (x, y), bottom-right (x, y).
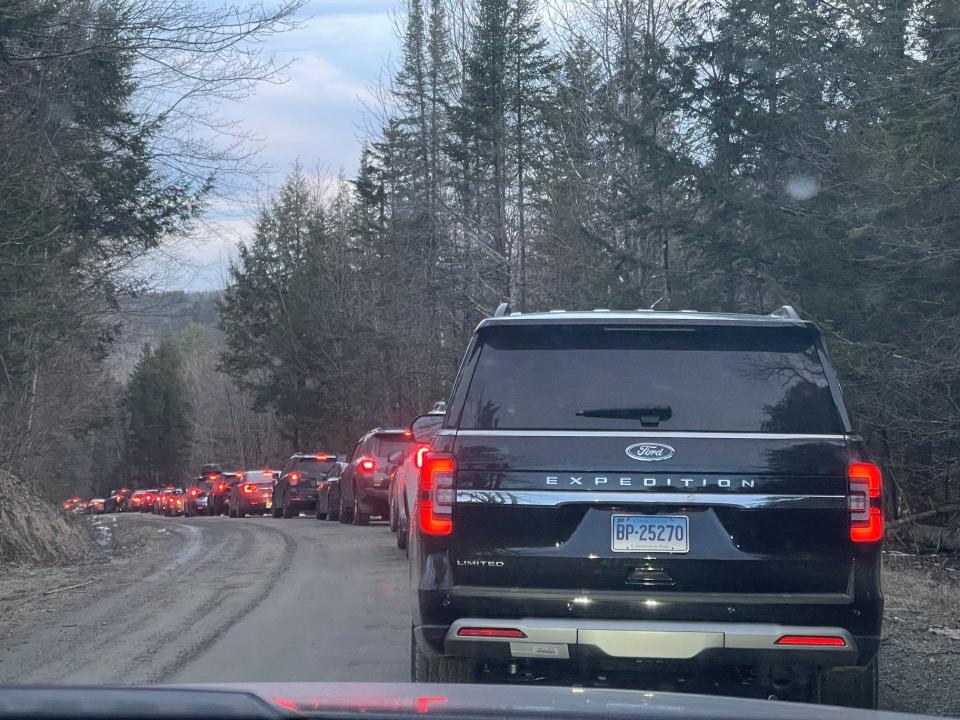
top-left (0, 514), bottom-right (408, 684)
top-left (2, 515), bottom-right (960, 717)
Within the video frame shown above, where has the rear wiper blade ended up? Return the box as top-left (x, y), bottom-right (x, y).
top-left (576, 406), bottom-right (672, 427)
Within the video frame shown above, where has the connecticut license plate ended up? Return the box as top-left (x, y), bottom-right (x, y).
top-left (265, 500), bottom-right (272, 509)
top-left (611, 515), bottom-right (688, 553)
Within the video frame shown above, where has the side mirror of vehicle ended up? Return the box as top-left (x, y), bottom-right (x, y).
top-left (387, 450), bottom-right (403, 465)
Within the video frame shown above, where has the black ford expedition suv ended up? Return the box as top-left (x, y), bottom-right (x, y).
top-left (410, 306), bottom-right (883, 707)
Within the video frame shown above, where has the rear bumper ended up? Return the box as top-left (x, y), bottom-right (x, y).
top-left (419, 619), bottom-right (870, 667)
top-left (287, 495), bottom-right (316, 509)
top-left (358, 486), bottom-right (389, 512)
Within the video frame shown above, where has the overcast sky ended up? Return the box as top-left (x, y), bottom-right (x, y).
top-left (149, 0), bottom-right (401, 292)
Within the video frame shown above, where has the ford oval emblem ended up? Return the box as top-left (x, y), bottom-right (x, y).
top-left (625, 443), bottom-right (675, 462)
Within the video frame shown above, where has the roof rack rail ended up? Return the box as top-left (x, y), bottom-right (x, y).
top-left (493, 302), bottom-right (510, 317)
top-left (770, 305), bottom-right (801, 320)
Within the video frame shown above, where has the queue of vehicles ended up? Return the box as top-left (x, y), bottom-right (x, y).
top-left (59, 304), bottom-right (886, 709)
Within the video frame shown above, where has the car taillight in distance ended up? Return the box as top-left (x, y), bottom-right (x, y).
top-left (358, 457), bottom-right (376, 473)
top-left (289, 472), bottom-right (301, 486)
top-left (243, 483), bottom-right (257, 494)
top-left (849, 461), bottom-right (883, 543)
top-left (419, 452), bottom-right (454, 535)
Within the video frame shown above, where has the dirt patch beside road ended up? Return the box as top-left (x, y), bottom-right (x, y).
top-left (0, 469), bottom-right (94, 564)
top-left (880, 551), bottom-right (960, 716)
top-left (0, 514), bottom-right (183, 648)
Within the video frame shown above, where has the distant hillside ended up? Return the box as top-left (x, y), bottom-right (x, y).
top-left (107, 291), bottom-right (222, 379)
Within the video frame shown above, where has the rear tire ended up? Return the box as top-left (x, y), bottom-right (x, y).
top-left (271, 496), bottom-right (282, 518)
top-left (339, 487), bottom-right (353, 524)
top-left (282, 496), bottom-right (296, 518)
top-left (397, 510), bottom-right (408, 550)
top-left (315, 497), bottom-right (326, 520)
top-left (411, 628), bottom-right (477, 683)
top-left (389, 489), bottom-right (399, 532)
top-left (327, 488), bottom-right (340, 521)
top-left (817, 656), bottom-right (879, 709)
top-left (236, 502), bottom-right (246, 519)
top-left (352, 490), bottom-right (370, 526)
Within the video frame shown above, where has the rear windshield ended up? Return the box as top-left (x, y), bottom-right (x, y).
top-left (294, 458), bottom-right (336, 476)
top-left (460, 325), bottom-right (843, 433)
top-left (243, 471), bottom-right (275, 482)
top-left (374, 435), bottom-right (411, 457)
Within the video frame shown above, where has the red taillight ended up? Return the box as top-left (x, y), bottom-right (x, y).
top-left (358, 457), bottom-right (376, 473)
top-left (415, 445), bottom-right (430, 469)
top-left (775, 635), bottom-right (846, 647)
top-left (216, 482), bottom-right (227, 493)
top-left (849, 461), bottom-right (883, 543)
top-left (243, 483), bottom-right (257, 494)
top-left (418, 453), bottom-right (454, 536)
top-left (189, 488), bottom-right (200, 497)
top-left (289, 472), bottom-right (301, 486)
top-left (457, 627), bottom-right (526, 638)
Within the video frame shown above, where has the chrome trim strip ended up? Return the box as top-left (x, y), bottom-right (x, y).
top-left (455, 490), bottom-right (846, 510)
top-left (437, 430), bottom-right (846, 440)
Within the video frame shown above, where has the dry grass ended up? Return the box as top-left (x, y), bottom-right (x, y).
top-left (0, 469), bottom-right (94, 565)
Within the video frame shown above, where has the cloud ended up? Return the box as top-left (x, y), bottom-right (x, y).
top-left (155, 1), bottom-right (402, 291)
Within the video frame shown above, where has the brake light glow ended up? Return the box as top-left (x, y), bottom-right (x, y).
top-left (415, 696), bottom-right (447, 714)
top-left (358, 458), bottom-right (376, 473)
top-left (289, 472), bottom-right (301, 485)
top-left (216, 482), bottom-right (227, 492)
top-left (189, 488), bottom-right (200, 497)
top-left (775, 635), bottom-right (846, 647)
top-left (849, 462), bottom-right (883, 543)
top-left (457, 627), bottom-right (526, 638)
top-left (315, 454), bottom-right (334, 460)
top-left (415, 445), bottom-right (430, 469)
top-left (243, 484), bottom-right (257, 494)
top-left (418, 453), bottom-right (454, 535)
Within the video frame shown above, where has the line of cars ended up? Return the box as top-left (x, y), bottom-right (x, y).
top-left (63, 403), bottom-right (447, 538)
top-left (62, 304), bottom-right (886, 706)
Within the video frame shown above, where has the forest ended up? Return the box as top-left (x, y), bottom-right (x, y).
top-left (2, 0), bottom-right (960, 523)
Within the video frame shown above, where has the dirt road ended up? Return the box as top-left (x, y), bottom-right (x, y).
top-left (2, 515), bottom-right (959, 716)
top-left (0, 514), bottom-right (408, 683)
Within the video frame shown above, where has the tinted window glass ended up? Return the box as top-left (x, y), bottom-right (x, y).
top-left (460, 325), bottom-right (843, 433)
top-left (374, 435), bottom-right (411, 457)
top-left (294, 458), bottom-right (337, 476)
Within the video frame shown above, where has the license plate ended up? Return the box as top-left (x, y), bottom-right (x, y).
top-left (265, 500), bottom-right (272, 509)
top-left (611, 515), bottom-right (688, 553)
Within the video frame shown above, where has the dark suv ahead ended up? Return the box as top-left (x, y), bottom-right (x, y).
top-left (410, 306), bottom-right (883, 708)
top-left (273, 454), bottom-right (339, 518)
top-left (339, 428), bottom-right (412, 525)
